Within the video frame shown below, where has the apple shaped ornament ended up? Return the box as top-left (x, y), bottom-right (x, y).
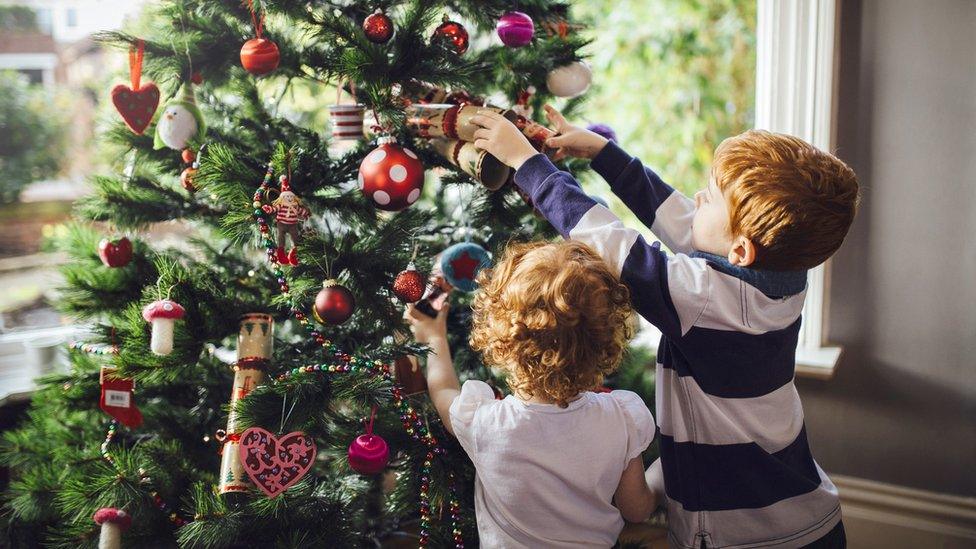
top-left (358, 136), bottom-right (425, 211)
top-left (142, 299), bottom-right (185, 356)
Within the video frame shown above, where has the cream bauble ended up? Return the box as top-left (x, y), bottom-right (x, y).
top-left (545, 61), bottom-right (592, 98)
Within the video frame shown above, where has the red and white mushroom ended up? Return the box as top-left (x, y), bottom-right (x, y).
top-left (93, 507), bottom-right (132, 549)
top-left (142, 299), bottom-right (185, 356)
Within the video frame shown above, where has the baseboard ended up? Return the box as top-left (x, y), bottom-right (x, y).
top-left (832, 473), bottom-right (976, 548)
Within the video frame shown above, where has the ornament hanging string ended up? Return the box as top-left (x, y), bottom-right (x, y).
top-left (128, 40), bottom-right (145, 90)
top-left (365, 404), bottom-right (378, 436)
top-left (245, 0), bottom-right (265, 39)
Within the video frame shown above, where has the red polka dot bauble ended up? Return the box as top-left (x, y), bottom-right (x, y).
top-left (363, 9), bottom-right (394, 44)
top-left (431, 16), bottom-right (469, 55)
top-left (358, 137), bottom-right (425, 211)
top-left (240, 38), bottom-right (280, 76)
top-left (392, 263), bottom-right (426, 303)
top-left (347, 433), bottom-right (389, 475)
top-left (313, 280), bottom-right (356, 325)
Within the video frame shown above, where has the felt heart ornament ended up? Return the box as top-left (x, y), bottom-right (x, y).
top-left (239, 427), bottom-right (316, 498)
top-left (112, 83), bottom-right (160, 135)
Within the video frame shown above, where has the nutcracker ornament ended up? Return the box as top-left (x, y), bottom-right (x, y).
top-left (261, 175), bottom-right (310, 266)
top-left (153, 83), bottom-right (206, 151)
top-left (358, 136), bottom-right (425, 211)
top-left (218, 313), bottom-right (274, 495)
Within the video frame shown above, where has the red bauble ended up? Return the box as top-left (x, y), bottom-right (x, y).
top-left (348, 433), bottom-right (389, 475)
top-left (363, 9), bottom-right (394, 44)
top-left (240, 38), bottom-right (280, 75)
top-left (358, 138), bottom-right (425, 211)
top-left (98, 237), bottom-right (132, 268)
top-left (180, 167), bottom-right (197, 192)
top-left (431, 17), bottom-right (469, 55)
top-left (392, 264), bottom-right (426, 303)
top-left (313, 280), bottom-right (355, 325)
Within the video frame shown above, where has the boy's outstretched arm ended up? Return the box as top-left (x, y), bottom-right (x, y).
top-left (544, 105), bottom-right (697, 255)
top-left (405, 304), bottom-right (460, 434)
top-left (470, 110), bottom-right (705, 338)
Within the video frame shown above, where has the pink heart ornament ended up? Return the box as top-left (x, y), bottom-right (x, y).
top-left (238, 427), bottom-right (316, 498)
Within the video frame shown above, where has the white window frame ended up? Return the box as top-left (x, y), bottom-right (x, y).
top-left (755, 0), bottom-right (843, 378)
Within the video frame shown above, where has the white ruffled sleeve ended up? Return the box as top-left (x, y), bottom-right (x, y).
top-left (612, 390), bottom-right (656, 463)
top-left (448, 380), bottom-right (496, 455)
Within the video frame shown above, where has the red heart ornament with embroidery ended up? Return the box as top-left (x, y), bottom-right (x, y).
top-left (239, 427), bottom-right (316, 497)
top-left (111, 83), bottom-right (160, 135)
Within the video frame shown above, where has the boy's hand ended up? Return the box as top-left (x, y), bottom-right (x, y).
top-left (404, 302), bottom-right (450, 345)
top-left (542, 104), bottom-right (610, 161)
top-left (470, 111), bottom-right (539, 170)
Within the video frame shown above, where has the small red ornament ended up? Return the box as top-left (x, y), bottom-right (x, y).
top-left (363, 9), bottom-right (394, 44)
top-left (348, 405), bottom-right (389, 475)
top-left (313, 280), bottom-right (355, 325)
top-left (112, 40), bottom-right (159, 135)
top-left (240, 38), bottom-right (280, 75)
top-left (190, 71), bottom-right (203, 85)
top-left (358, 137), bottom-right (425, 211)
top-left (431, 16), bottom-right (469, 55)
top-left (392, 263), bottom-right (425, 303)
top-left (181, 149), bottom-right (196, 164)
top-left (239, 427), bottom-right (316, 498)
top-left (98, 237), bottom-right (133, 268)
top-left (180, 167), bottom-right (197, 192)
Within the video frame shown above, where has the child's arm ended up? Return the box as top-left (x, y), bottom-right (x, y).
top-left (614, 456), bottom-right (658, 523)
top-left (470, 110), bottom-right (704, 337)
top-left (543, 105), bottom-right (697, 255)
top-left (405, 303), bottom-right (460, 434)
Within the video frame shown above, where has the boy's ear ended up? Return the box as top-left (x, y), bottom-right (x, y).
top-left (728, 235), bottom-right (757, 268)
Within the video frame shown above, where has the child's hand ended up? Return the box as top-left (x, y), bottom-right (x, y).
top-left (404, 302), bottom-right (450, 345)
top-left (542, 104), bottom-right (610, 161)
top-left (470, 110), bottom-right (540, 170)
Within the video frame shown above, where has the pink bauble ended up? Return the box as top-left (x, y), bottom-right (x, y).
top-left (348, 434), bottom-right (389, 474)
top-left (358, 138), bottom-right (425, 211)
top-left (496, 11), bottom-right (534, 47)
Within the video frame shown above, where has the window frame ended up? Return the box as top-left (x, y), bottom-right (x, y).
top-left (755, 0), bottom-right (843, 379)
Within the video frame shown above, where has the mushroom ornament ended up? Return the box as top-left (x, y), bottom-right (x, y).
top-left (93, 508), bottom-right (132, 549)
top-left (142, 299), bottom-right (185, 356)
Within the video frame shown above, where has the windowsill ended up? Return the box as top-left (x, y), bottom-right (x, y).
top-left (795, 345), bottom-right (842, 380)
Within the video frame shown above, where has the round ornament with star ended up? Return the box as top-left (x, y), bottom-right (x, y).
top-left (440, 242), bottom-right (491, 292)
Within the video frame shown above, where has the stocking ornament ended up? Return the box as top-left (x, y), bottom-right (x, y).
top-left (110, 40), bottom-right (159, 135)
top-left (99, 366), bottom-right (143, 428)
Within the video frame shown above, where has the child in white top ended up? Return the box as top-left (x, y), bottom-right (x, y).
top-left (406, 240), bottom-right (658, 548)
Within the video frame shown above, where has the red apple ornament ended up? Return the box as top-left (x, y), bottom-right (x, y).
top-left (98, 237), bottom-right (133, 268)
top-left (358, 137), bottom-right (425, 211)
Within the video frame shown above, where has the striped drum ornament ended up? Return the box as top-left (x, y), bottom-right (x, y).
top-left (329, 104), bottom-right (365, 140)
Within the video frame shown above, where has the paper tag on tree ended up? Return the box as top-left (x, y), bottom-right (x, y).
top-left (99, 366), bottom-right (143, 428)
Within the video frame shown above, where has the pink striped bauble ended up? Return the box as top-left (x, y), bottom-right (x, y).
top-left (496, 11), bottom-right (534, 48)
top-left (329, 104), bottom-right (365, 140)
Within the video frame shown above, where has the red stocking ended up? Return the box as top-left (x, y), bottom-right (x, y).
top-left (99, 366), bottom-right (143, 428)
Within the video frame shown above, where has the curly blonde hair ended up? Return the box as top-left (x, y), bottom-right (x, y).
top-left (470, 240), bottom-right (635, 408)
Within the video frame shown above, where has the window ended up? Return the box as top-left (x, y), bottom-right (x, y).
top-left (66, 8), bottom-right (77, 28)
top-left (34, 8), bottom-right (52, 34)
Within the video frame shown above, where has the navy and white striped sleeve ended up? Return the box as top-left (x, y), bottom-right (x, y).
top-left (515, 154), bottom-right (703, 338)
top-left (590, 141), bottom-right (697, 254)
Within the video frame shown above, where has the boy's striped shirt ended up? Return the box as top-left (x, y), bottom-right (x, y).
top-left (514, 143), bottom-right (841, 549)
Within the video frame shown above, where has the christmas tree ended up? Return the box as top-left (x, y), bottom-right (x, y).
top-left (1, 1), bottom-right (654, 547)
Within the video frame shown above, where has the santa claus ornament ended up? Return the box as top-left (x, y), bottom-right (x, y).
top-left (440, 242), bottom-right (491, 292)
top-left (240, 0), bottom-right (279, 75)
top-left (110, 39), bottom-right (159, 135)
top-left (154, 83), bottom-right (206, 151)
top-left (261, 175), bottom-right (310, 266)
top-left (358, 136), bottom-right (425, 211)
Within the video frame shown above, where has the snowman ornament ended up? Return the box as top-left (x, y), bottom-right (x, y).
top-left (154, 83), bottom-right (206, 151)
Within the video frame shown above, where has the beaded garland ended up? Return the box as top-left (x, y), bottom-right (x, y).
top-left (252, 164), bottom-right (464, 548)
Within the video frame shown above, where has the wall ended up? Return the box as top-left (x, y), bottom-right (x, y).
top-left (797, 0), bottom-right (976, 499)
